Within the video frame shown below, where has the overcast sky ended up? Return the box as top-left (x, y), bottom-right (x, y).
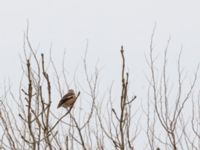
top-left (0, 0), bottom-right (199, 78)
top-left (0, 0), bottom-right (199, 100)
top-left (0, 0), bottom-right (200, 102)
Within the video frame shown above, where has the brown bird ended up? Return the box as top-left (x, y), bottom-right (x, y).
top-left (57, 89), bottom-right (76, 108)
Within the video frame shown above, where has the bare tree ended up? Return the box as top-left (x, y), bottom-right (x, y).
top-left (145, 26), bottom-right (199, 150)
top-left (0, 27), bottom-right (199, 150)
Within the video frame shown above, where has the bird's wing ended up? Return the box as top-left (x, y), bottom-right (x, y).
top-left (57, 93), bottom-right (75, 108)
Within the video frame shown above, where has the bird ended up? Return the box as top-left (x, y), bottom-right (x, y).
top-left (57, 89), bottom-right (76, 108)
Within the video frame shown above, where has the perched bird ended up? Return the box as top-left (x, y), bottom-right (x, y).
top-left (57, 89), bottom-right (76, 108)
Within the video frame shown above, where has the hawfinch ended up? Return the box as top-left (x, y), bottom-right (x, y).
top-left (57, 89), bottom-right (76, 108)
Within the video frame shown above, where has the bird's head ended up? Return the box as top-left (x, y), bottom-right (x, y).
top-left (68, 89), bottom-right (75, 93)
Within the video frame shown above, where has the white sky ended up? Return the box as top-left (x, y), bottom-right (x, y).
top-left (0, 0), bottom-right (200, 148)
top-left (0, 0), bottom-right (200, 72)
top-left (0, 0), bottom-right (199, 95)
top-left (0, 0), bottom-right (199, 77)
